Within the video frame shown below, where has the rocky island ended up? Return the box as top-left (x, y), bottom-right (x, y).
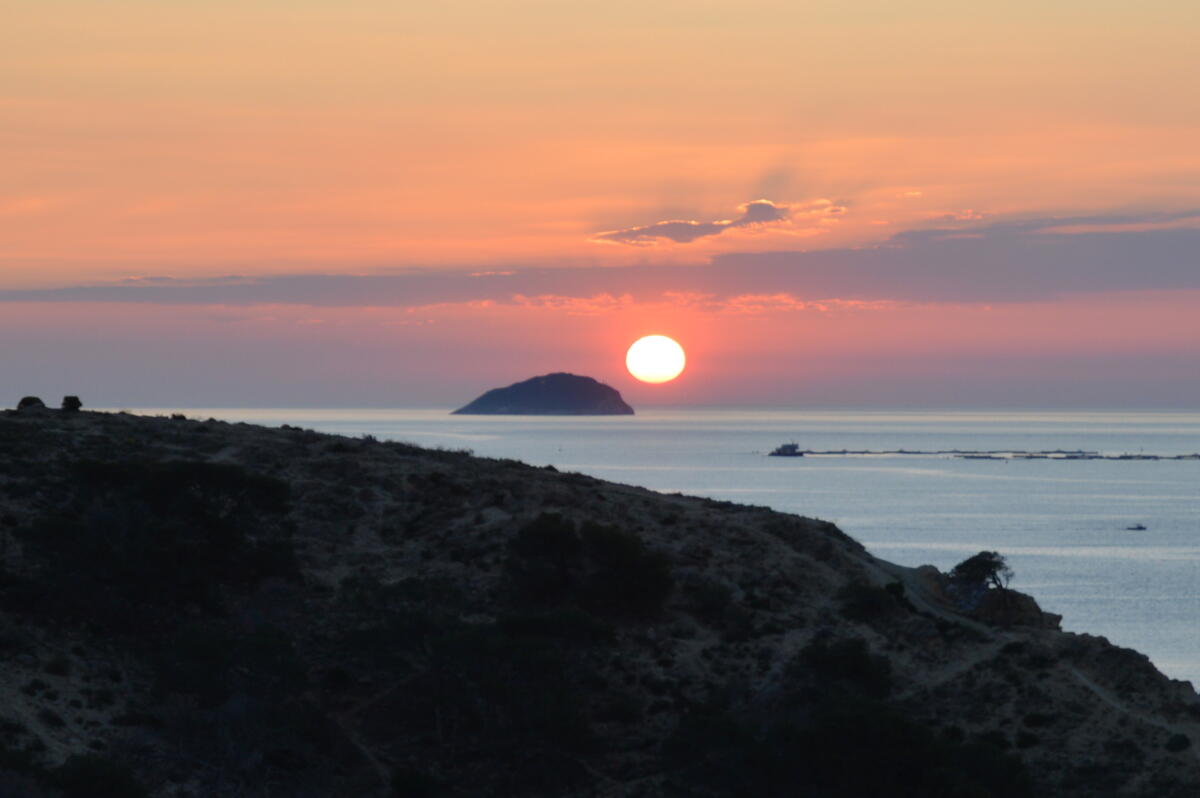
top-left (452, 372), bottom-right (635, 415)
top-left (0, 405), bottom-right (1198, 797)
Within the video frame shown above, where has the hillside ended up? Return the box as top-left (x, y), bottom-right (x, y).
top-left (0, 407), bottom-right (1198, 797)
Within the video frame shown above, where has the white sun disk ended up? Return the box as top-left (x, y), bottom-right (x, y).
top-left (626, 335), bottom-right (686, 383)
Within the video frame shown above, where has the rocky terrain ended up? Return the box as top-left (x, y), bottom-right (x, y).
top-left (0, 405), bottom-right (1198, 796)
top-left (453, 373), bottom-right (634, 415)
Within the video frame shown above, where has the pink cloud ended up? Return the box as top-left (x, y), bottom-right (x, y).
top-left (512, 292), bottom-right (634, 314)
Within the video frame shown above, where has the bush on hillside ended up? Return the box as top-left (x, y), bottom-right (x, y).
top-left (793, 637), bottom-right (893, 700)
top-left (507, 513), bottom-right (673, 617)
top-left (666, 696), bottom-right (1034, 798)
top-left (14, 460), bottom-right (294, 632)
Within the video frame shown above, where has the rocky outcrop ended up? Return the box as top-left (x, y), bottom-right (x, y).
top-left (911, 563), bottom-right (1062, 629)
top-left (453, 372), bottom-right (634, 415)
top-left (0, 409), bottom-right (1196, 797)
top-left (15, 396), bottom-right (46, 414)
top-left (972, 586), bottom-right (1063, 629)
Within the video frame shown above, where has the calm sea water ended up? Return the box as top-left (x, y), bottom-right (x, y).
top-left (140, 408), bottom-right (1200, 685)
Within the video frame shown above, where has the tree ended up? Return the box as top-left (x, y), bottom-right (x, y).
top-left (950, 551), bottom-right (1012, 591)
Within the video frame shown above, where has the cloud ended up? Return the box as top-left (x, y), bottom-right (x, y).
top-left (0, 197), bottom-right (57, 215)
top-left (116, 274), bottom-right (255, 286)
top-left (502, 291), bottom-right (892, 316)
top-left (512, 293), bottom-right (634, 315)
top-left (591, 199), bottom-right (794, 245)
top-left (938, 209), bottom-right (984, 222)
top-left (657, 291), bottom-right (894, 315)
top-left (4, 210), bottom-right (1200, 308)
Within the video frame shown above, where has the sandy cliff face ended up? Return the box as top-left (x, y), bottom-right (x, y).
top-left (0, 410), bottom-right (1197, 797)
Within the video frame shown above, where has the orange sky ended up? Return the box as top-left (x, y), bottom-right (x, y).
top-left (3, 1), bottom-right (1199, 405)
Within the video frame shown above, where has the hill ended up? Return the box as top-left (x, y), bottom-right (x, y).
top-left (452, 373), bottom-right (635, 415)
top-left (0, 407), bottom-right (1198, 796)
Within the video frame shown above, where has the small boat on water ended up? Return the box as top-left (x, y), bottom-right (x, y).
top-left (769, 443), bottom-right (804, 457)
top-left (1126, 523), bottom-right (1148, 531)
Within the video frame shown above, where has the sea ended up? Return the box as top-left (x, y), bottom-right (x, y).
top-left (140, 407), bottom-right (1200, 686)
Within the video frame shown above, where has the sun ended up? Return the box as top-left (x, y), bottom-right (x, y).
top-left (626, 335), bottom-right (686, 383)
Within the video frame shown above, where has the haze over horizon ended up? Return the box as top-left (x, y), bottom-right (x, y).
top-left (4, 2), bottom-right (1199, 408)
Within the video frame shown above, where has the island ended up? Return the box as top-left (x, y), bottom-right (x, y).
top-left (452, 371), bottom-right (635, 415)
top-left (0, 404), bottom-right (1198, 797)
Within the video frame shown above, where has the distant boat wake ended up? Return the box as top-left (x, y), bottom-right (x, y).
top-left (767, 446), bottom-right (1200, 461)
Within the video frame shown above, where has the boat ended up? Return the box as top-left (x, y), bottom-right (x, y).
top-left (769, 443), bottom-right (804, 457)
top-left (1126, 523), bottom-right (1148, 531)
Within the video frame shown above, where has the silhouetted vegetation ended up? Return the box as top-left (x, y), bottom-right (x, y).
top-left (667, 695), bottom-right (1033, 798)
top-left (328, 604), bottom-right (609, 794)
top-left (668, 636), bottom-right (1033, 798)
top-left (51, 755), bottom-right (147, 798)
top-left (838, 580), bottom-right (915, 622)
top-left (0, 745), bottom-right (147, 798)
top-left (952, 551), bottom-right (1014, 590)
top-left (681, 572), bottom-right (735, 624)
top-left (794, 636), bottom-right (893, 700)
top-left (9, 461), bottom-right (295, 632)
top-left (507, 513), bottom-right (674, 617)
top-left (498, 606), bottom-right (615, 643)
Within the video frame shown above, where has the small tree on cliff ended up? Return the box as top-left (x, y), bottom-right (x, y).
top-left (950, 551), bottom-right (1013, 591)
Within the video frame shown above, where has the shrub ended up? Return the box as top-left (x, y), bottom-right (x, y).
top-left (391, 764), bottom-right (439, 797)
top-left (665, 698), bottom-right (1034, 798)
top-left (682, 574), bottom-right (734, 624)
top-left (418, 621), bottom-right (595, 753)
top-left (507, 515), bottom-right (673, 617)
top-left (977, 730), bottom-right (1012, 750)
top-left (1166, 733), bottom-right (1191, 752)
top-left (0, 772), bottom-right (58, 798)
top-left (795, 637), bottom-right (892, 700)
top-left (498, 607), bottom-right (614, 644)
top-left (951, 551), bottom-right (1013, 590)
top-left (579, 522), bottom-right (673, 617)
top-left (37, 709), bottom-right (65, 728)
top-left (16, 461), bottom-right (294, 631)
top-left (1016, 731), bottom-right (1040, 749)
top-left (508, 514), bottom-right (582, 605)
top-left (50, 755), bottom-right (147, 798)
top-left (1022, 711), bottom-right (1056, 728)
top-left (155, 621), bottom-right (305, 707)
top-left (43, 656), bottom-right (71, 677)
top-left (838, 582), bottom-right (911, 622)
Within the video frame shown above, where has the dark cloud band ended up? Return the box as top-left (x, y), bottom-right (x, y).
top-left (3, 212), bottom-right (1199, 307)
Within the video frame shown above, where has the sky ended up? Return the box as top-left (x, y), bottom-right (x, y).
top-left (3, 0), bottom-right (1199, 407)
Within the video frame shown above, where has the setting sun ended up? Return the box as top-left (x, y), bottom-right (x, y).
top-left (626, 335), bottom-right (686, 383)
